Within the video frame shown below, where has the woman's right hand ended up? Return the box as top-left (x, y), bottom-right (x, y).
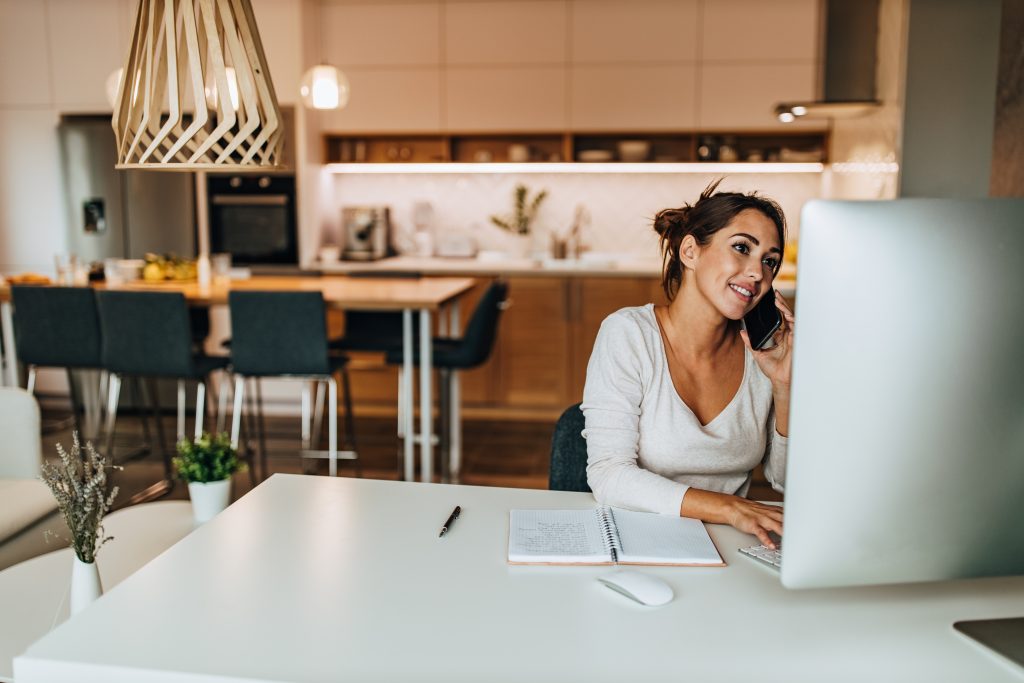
top-left (680, 488), bottom-right (784, 549)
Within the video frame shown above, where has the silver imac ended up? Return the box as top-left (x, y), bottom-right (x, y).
top-left (782, 198), bottom-right (1024, 590)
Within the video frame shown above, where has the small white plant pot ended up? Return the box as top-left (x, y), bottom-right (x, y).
top-left (188, 479), bottom-right (232, 524)
top-left (70, 556), bottom-right (103, 615)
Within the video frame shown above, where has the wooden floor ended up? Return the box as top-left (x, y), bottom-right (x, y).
top-left (39, 405), bottom-right (781, 510)
top-left (40, 408), bottom-right (556, 508)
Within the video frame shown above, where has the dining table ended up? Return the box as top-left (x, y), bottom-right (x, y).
top-left (0, 275), bottom-right (477, 483)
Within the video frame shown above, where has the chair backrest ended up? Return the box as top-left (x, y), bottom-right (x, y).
top-left (0, 387), bottom-right (42, 478)
top-left (449, 280), bottom-right (509, 368)
top-left (11, 285), bottom-right (102, 368)
top-left (548, 403), bottom-right (591, 492)
top-left (95, 290), bottom-right (197, 377)
top-left (228, 291), bottom-right (330, 376)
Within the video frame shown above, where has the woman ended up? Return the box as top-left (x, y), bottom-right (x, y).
top-left (582, 180), bottom-right (794, 549)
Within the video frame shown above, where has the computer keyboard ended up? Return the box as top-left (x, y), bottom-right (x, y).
top-left (739, 543), bottom-right (782, 570)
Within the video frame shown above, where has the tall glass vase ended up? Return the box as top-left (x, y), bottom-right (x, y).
top-left (70, 556), bottom-right (103, 615)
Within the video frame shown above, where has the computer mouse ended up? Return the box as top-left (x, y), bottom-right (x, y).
top-left (597, 570), bottom-right (674, 607)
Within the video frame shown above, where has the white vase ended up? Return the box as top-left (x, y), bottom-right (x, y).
top-left (188, 479), bottom-right (231, 524)
top-left (70, 556), bottom-right (102, 615)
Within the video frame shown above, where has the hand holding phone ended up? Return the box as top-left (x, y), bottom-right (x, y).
top-left (742, 288), bottom-right (782, 350)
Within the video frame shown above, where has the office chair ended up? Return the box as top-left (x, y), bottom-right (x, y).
top-left (548, 403), bottom-right (591, 493)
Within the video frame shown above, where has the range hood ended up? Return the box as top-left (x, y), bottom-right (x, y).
top-left (774, 0), bottom-right (882, 122)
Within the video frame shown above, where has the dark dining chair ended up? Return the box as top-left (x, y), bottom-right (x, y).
top-left (228, 291), bottom-right (359, 478)
top-left (96, 290), bottom-right (231, 496)
top-left (383, 281), bottom-right (510, 482)
top-left (10, 285), bottom-right (104, 438)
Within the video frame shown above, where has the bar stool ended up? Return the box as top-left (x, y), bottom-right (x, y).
top-left (227, 291), bottom-right (358, 478)
top-left (96, 291), bottom-right (230, 496)
top-left (383, 281), bottom-right (509, 482)
top-left (10, 285), bottom-right (104, 437)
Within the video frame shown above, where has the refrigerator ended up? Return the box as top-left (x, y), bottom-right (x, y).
top-left (57, 116), bottom-right (199, 413)
top-left (59, 115), bottom-right (195, 263)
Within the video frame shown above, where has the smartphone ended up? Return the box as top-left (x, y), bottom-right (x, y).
top-left (743, 288), bottom-right (782, 350)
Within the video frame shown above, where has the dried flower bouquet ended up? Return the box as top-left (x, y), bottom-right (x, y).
top-left (39, 434), bottom-right (120, 564)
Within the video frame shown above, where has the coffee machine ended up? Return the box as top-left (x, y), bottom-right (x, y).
top-left (342, 206), bottom-right (392, 261)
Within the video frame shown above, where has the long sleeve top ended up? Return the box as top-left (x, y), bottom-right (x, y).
top-left (581, 304), bottom-right (787, 515)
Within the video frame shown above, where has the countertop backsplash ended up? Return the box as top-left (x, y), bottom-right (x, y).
top-left (326, 172), bottom-right (823, 259)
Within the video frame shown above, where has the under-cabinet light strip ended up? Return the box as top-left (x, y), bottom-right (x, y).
top-left (325, 162), bottom-right (824, 175)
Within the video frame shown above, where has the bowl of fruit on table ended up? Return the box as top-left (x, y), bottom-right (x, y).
top-left (142, 254), bottom-right (198, 282)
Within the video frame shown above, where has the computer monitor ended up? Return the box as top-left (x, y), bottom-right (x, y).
top-left (781, 198), bottom-right (1024, 590)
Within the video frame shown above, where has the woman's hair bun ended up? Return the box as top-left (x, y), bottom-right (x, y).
top-left (653, 206), bottom-right (691, 239)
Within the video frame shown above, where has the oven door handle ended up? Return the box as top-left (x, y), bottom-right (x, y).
top-left (211, 195), bottom-right (289, 206)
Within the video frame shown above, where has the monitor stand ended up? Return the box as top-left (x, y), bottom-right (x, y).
top-left (953, 618), bottom-right (1024, 668)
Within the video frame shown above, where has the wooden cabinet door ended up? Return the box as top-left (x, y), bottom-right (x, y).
top-left (496, 278), bottom-right (571, 409)
top-left (571, 277), bottom-right (662, 400)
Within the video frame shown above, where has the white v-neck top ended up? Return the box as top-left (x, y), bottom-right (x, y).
top-left (581, 304), bottom-right (787, 516)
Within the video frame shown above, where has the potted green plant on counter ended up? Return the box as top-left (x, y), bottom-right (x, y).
top-left (39, 434), bottom-right (120, 614)
top-left (490, 183), bottom-right (548, 257)
top-left (174, 432), bottom-right (242, 524)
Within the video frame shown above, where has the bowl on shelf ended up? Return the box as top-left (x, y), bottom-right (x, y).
top-left (616, 140), bottom-right (651, 162)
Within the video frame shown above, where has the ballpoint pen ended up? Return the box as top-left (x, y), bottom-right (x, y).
top-left (439, 505), bottom-right (461, 537)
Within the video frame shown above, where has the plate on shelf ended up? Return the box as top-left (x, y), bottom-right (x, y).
top-left (576, 150), bottom-right (614, 163)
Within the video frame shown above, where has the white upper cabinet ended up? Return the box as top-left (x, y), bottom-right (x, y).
top-left (445, 67), bottom-right (565, 131)
top-left (46, 0), bottom-right (126, 109)
top-left (446, 1), bottom-right (566, 65)
top-left (699, 63), bottom-right (821, 129)
top-left (701, 0), bottom-right (820, 62)
top-left (321, 68), bottom-right (442, 132)
top-left (322, 3), bottom-right (441, 67)
top-left (570, 65), bottom-right (696, 130)
top-left (571, 0), bottom-right (698, 63)
top-left (0, 0), bottom-right (54, 106)
top-left (699, 0), bottom-right (821, 129)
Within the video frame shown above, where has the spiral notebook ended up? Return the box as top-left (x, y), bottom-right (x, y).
top-left (508, 507), bottom-right (725, 566)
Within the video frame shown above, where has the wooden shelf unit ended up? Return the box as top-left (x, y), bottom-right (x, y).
top-left (324, 130), bottom-right (830, 165)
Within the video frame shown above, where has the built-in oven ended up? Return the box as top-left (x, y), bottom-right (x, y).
top-left (207, 174), bottom-right (298, 266)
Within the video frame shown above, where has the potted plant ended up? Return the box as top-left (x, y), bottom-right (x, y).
top-left (39, 434), bottom-right (120, 614)
top-left (490, 183), bottom-right (548, 257)
top-left (173, 432), bottom-right (242, 524)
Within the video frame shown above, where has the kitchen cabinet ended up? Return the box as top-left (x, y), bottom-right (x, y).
top-left (319, 68), bottom-right (443, 132)
top-left (569, 65), bottom-right (698, 130)
top-left (322, 2), bottom-right (441, 67)
top-left (445, 67), bottom-right (566, 132)
top-left (339, 274), bottom-right (667, 419)
top-left (698, 63), bottom-right (820, 130)
top-left (446, 2), bottom-right (566, 65)
top-left (250, 0), bottom-right (302, 105)
top-left (0, 1), bottom-right (52, 106)
top-left (701, 0), bottom-right (820, 62)
top-left (570, 0), bottom-right (698, 63)
top-left (496, 277), bottom-right (572, 409)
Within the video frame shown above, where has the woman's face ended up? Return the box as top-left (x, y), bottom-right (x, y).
top-left (689, 208), bottom-right (782, 321)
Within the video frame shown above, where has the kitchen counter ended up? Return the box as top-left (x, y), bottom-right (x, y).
top-left (314, 255), bottom-right (797, 295)
top-left (316, 254), bottom-right (664, 278)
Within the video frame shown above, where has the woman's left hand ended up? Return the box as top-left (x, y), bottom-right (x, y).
top-left (740, 290), bottom-right (795, 390)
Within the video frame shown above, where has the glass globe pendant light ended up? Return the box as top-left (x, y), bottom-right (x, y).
top-left (300, 65), bottom-right (350, 110)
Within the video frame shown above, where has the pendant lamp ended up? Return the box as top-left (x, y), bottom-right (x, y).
top-left (112, 0), bottom-right (283, 170)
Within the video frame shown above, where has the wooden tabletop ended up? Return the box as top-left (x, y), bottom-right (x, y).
top-left (0, 275), bottom-right (477, 311)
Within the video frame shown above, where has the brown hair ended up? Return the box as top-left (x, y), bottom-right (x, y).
top-left (654, 179), bottom-right (787, 301)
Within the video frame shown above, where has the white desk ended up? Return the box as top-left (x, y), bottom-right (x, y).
top-left (14, 476), bottom-right (1024, 682)
top-left (1, 501), bottom-right (195, 682)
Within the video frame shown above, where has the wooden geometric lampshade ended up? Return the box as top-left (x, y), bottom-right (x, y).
top-left (112, 0), bottom-right (283, 170)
